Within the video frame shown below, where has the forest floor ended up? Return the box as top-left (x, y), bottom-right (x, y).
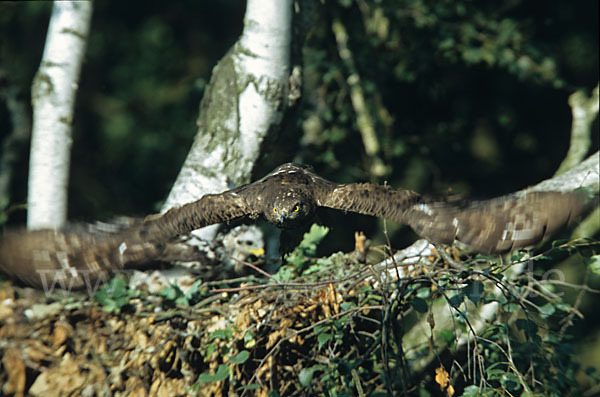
top-left (0, 258), bottom-right (390, 397)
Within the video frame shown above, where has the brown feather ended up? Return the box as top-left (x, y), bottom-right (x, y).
top-left (0, 163), bottom-right (594, 288)
top-left (404, 191), bottom-right (591, 253)
top-left (0, 193), bottom-right (254, 288)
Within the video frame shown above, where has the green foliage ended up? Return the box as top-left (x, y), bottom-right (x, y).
top-left (159, 279), bottom-right (207, 307)
top-left (195, 364), bottom-right (230, 384)
top-left (587, 255), bottom-right (600, 274)
top-left (0, 1), bottom-right (245, 219)
top-left (288, 224), bottom-right (330, 260)
top-left (191, 326), bottom-right (253, 389)
top-left (298, 365), bottom-right (326, 387)
top-left (273, 241), bottom-right (599, 395)
top-left (159, 282), bottom-right (189, 306)
top-left (278, 224), bottom-right (331, 280)
top-left (94, 276), bottom-right (137, 313)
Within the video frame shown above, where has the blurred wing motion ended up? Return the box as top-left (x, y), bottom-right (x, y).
top-left (0, 192), bottom-right (256, 289)
top-left (403, 191), bottom-right (591, 253)
top-left (0, 228), bottom-right (129, 289)
top-left (317, 183), bottom-right (592, 254)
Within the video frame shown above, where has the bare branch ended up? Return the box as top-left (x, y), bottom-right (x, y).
top-left (555, 84), bottom-right (599, 176)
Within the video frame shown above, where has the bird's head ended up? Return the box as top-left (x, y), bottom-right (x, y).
top-left (265, 190), bottom-right (315, 229)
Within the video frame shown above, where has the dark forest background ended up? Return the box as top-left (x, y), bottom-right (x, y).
top-left (1, 0), bottom-right (598, 383)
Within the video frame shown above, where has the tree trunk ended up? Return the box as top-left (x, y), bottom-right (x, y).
top-left (162, 0), bottom-right (293, 241)
top-left (27, 1), bottom-right (93, 230)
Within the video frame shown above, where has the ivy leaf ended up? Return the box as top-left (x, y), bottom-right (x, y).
top-left (318, 333), bottom-right (333, 350)
top-left (448, 292), bottom-right (465, 307)
top-left (298, 224), bottom-right (329, 256)
top-left (298, 365), bottom-right (324, 387)
top-left (197, 364), bottom-right (230, 383)
top-left (94, 276), bottom-right (132, 313)
top-left (210, 328), bottom-right (233, 341)
top-left (463, 280), bottom-right (484, 304)
top-left (410, 297), bottom-right (428, 313)
top-left (230, 350), bottom-right (250, 364)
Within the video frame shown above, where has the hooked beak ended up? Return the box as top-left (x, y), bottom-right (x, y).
top-left (275, 210), bottom-right (289, 223)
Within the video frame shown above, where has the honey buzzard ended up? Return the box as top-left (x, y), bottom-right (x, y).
top-left (0, 163), bottom-right (593, 288)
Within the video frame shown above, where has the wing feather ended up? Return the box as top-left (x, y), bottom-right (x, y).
top-left (138, 192), bottom-right (254, 243)
top-left (316, 183), bottom-right (422, 222)
top-left (405, 191), bottom-right (591, 254)
top-left (317, 183), bottom-right (590, 254)
top-left (0, 192), bottom-right (255, 288)
top-left (0, 229), bottom-right (134, 289)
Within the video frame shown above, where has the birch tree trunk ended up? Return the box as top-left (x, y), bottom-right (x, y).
top-left (27, 1), bottom-right (93, 230)
top-left (162, 0), bottom-right (293, 241)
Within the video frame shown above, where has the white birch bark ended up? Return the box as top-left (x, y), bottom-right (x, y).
top-left (27, 1), bottom-right (93, 230)
top-left (162, 0), bottom-right (293, 241)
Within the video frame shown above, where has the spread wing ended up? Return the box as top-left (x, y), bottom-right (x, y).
top-left (315, 182), bottom-right (422, 221)
top-left (0, 191), bottom-right (256, 288)
top-left (137, 191), bottom-right (256, 244)
top-left (315, 182), bottom-right (591, 254)
top-left (0, 228), bottom-right (136, 289)
top-left (404, 191), bottom-right (591, 254)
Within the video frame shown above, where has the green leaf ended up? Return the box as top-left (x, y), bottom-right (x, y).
top-left (410, 297), bottom-right (428, 313)
top-left (416, 287), bottom-right (431, 299)
top-left (503, 303), bottom-right (519, 313)
top-left (500, 372), bottom-right (521, 392)
top-left (230, 350), bottom-right (250, 364)
top-left (318, 333), bottom-right (333, 350)
top-left (237, 383), bottom-right (261, 391)
top-left (296, 224), bottom-right (330, 257)
top-left (197, 364), bottom-right (230, 383)
top-left (463, 280), bottom-right (484, 304)
top-left (448, 292), bottom-right (465, 307)
top-left (586, 255), bottom-right (600, 274)
top-left (584, 366), bottom-right (600, 381)
top-left (243, 330), bottom-right (255, 348)
top-left (94, 276), bottom-right (132, 313)
top-left (485, 368), bottom-right (506, 380)
top-left (298, 365), bottom-right (324, 387)
top-left (210, 328), bottom-right (233, 341)
top-left (205, 342), bottom-right (216, 357)
top-left (160, 283), bottom-right (189, 305)
top-left (461, 385), bottom-right (482, 397)
top-left (439, 329), bottom-right (455, 344)
top-left (510, 252), bottom-right (526, 262)
top-left (516, 319), bottom-right (538, 336)
top-left (538, 303), bottom-right (555, 318)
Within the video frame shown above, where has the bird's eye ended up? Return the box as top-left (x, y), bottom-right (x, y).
top-left (293, 205), bottom-right (300, 212)
top-left (273, 207), bottom-right (278, 214)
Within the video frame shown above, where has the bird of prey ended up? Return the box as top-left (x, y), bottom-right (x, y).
top-left (0, 163), bottom-right (593, 288)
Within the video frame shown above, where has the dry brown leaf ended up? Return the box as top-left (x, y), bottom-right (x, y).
top-left (2, 348), bottom-right (26, 397)
top-left (267, 330), bottom-right (282, 349)
top-left (435, 365), bottom-right (454, 396)
top-left (52, 323), bottom-right (70, 347)
top-left (125, 376), bottom-right (148, 397)
top-left (354, 231), bottom-right (366, 254)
